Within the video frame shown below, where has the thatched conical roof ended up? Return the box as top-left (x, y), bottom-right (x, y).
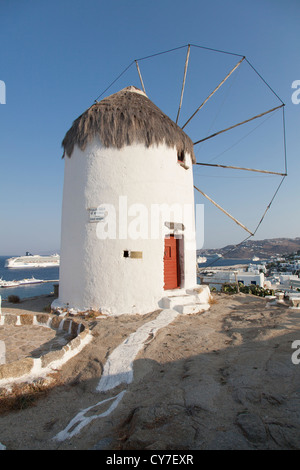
top-left (62, 86), bottom-right (195, 163)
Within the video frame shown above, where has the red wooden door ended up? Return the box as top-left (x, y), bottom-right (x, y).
top-left (164, 235), bottom-right (180, 290)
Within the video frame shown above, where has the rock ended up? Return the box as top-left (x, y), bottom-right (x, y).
top-left (119, 405), bottom-right (196, 450)
top-left (236, 412), bottom-right (267, 444)
top-left (206, 429), bottom-right (252, 450)
top-left (267, 423), bottom-right (300, 449)
top-left (232, 387), bottom-right (262, 405)
top-left (90, 437), bottom-right (114, 450)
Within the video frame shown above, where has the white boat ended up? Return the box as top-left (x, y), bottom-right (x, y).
top-left (0, 277), bottom-right (44, 288)
top-left (252, 256), bottom-right (260, 261)
top-left (5, 253), bottom-right (60, 268)
top-left (197, 256), bottom-right (207, 263)
top-left (18, 277), bottom-right (44, 285)
top-left (0, 279), bottom-right (21, 288)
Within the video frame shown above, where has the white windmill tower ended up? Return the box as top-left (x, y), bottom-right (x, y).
top-left (53, 85), bottom-right (211, 315)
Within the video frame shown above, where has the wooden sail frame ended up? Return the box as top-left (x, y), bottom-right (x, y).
top-left (182, 56), bottom-right (245, 130)
top-left (193, 104), bottom-right (284, 146)
top-left (195, 162), bottom-right (287, 177)
top-left (176, 45), bottom-right (191, 124)
top-left (93, 44), bottom-right (287, 241)
top-left (194, 185), bottom-right (254, 236)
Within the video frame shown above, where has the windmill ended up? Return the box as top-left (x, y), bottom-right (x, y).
top-left (54, 43), bottom-right (288, 315)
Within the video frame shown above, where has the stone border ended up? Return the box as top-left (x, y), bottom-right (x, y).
top-left (0, 313), bottom-right (91, 385)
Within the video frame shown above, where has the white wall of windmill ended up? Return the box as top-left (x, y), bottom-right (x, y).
top-left (54, 138), bottom-right (197, 315)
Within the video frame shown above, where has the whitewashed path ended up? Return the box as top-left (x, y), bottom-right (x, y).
top-left (53, 309), bottom-right (179, 442)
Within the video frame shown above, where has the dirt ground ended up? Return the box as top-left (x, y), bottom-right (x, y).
top-left (1, 292), bottom-right (300, 450)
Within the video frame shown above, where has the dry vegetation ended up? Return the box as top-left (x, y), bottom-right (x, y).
top-left (0, 373), bottom-right (61, 415)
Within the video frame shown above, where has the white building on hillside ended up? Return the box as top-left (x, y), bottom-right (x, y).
top-left (200, 270), bottom-right (264, 291)
top-left (248, 263), bottom-right (267, 274)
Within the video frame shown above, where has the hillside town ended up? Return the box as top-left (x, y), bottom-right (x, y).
top-left (197, 237), bottom-right (300, 260)
top-left (198, 250), bottom-right (300, 300)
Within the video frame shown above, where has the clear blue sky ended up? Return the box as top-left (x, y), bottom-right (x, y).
top-left (0, 0), bottom-right (299, 254)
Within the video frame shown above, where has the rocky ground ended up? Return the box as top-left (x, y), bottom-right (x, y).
top-left (0, 292), bottom-right (300, 450)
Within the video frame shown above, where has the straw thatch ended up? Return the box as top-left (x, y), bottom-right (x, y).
top-left (62, 86), bottom-right (195, 163)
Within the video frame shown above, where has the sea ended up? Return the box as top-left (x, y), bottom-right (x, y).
top-left (0, 255), bottom-right (59, 301)
top-left (0, 254), bottom-right (265, 301)
top-left (198, 256), bottom-right (266, 269)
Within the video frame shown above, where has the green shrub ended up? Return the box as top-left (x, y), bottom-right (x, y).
top-left (221, 283), bottom-right (275, 297)
top-left (222, 284), bottom-right (238, 294)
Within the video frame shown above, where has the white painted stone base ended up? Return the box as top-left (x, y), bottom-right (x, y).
top-left (161, 285), bottom-right (212, 314)
top-left (52, 285), bottom-right (212, 317)
top-left (0, 341), bottom-right (5, 365)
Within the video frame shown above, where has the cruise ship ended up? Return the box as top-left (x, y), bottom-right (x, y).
top-left (5, 253), bottom-right (60, 268)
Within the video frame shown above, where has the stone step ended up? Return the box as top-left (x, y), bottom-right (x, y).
top-left (162, 294), bottom-right (197, 310)
top-left (162, 285), bottom-right (211, 310)
top-left (176, 302), bottom-right (211, 315)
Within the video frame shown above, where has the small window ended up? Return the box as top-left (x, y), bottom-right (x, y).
top-left (177, 150), bottom-right (185, 162)
top-left (177, 150), bottom-right (189, 169)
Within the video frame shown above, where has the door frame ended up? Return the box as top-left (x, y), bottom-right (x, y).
top-left (163, 234), bottom-right (181, 290)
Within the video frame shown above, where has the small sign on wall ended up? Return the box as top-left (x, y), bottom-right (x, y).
top-left (130, 251), bottom-right (143, 259)
top-left (88, 207), bottom-right (106, 223)
top-left (123, 250), bottom-right (143, 259)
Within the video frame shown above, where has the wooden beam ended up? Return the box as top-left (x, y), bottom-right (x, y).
top-left (195, 162), bottom-right (287, 176)
top-left (176, 45), bottom-right (191, 124)
top-left (194, 185), bottom-right (254, 235)
top-left (135, 60), bottom-right (146, 94)
top-left (194, 104), bottom-right (284, 145)
top-left (182, 56), bottom-right (245, 130)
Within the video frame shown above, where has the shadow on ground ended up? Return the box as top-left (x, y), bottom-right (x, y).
top-left (0, 294), bottom-right (300, 450)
